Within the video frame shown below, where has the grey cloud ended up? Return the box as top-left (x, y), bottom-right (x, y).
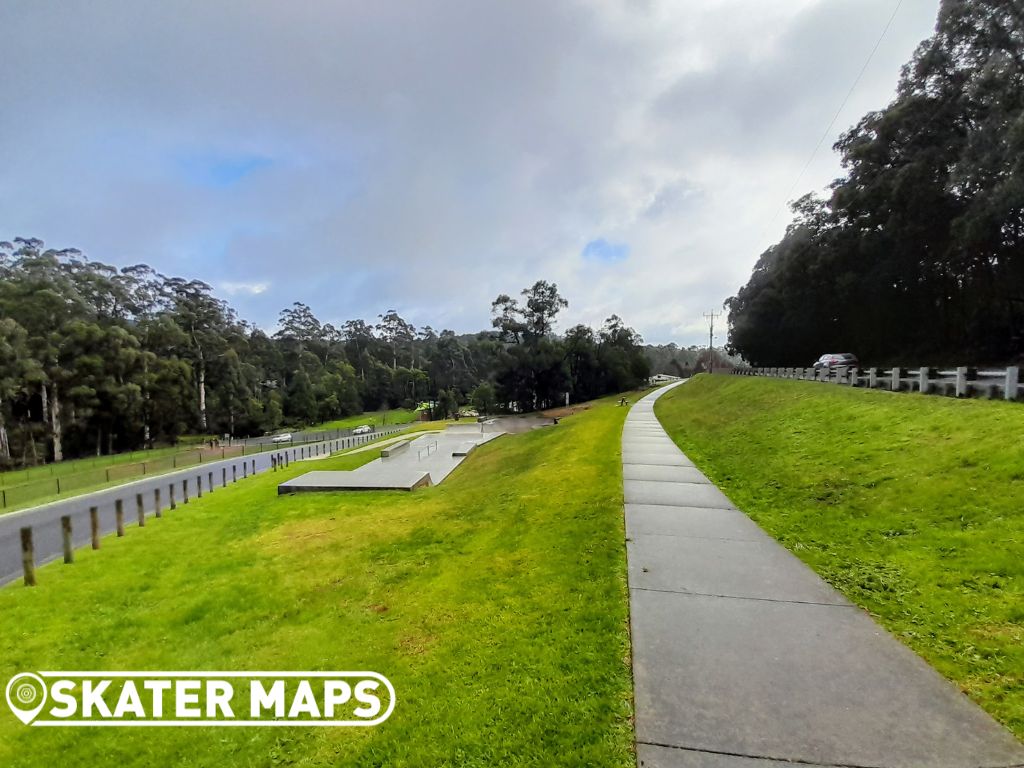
top-left (0, 0), bottom-right (941, 344)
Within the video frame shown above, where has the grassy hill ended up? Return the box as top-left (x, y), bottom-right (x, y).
top-left (0, 396), bottom-right (636, 767)
top-left (655, 374), bottom-right (1024, 739)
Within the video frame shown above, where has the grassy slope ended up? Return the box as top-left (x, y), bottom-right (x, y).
top-left (0, 396), bottom-right (634, 767)
top-left (0, 409), bottom-right (417, 488)
top-left (316, 409), bottom-right (418, 431)
top-left (0, 418), bottom-right (436, 515)
top-left (655, 375), bottom-right (1024, 738)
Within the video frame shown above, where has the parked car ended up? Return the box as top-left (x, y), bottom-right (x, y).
top-left (812, 353), bottom-right (859, 370)
top-left (352, 425), bottom-right (372, 435)
top-left (271, 432), bottom-right (292, 443)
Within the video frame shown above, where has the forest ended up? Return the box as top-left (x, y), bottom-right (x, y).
top-left (727, 1), bottom-right (1024, 366)
top-left (0, 239), bottom-right (650, 467)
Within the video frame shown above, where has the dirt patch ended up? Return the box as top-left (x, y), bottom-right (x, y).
top-left (541, 404), bottom-right (591, 419)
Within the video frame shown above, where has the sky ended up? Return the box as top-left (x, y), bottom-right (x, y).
top-left (0, 0), bottom-right (941, 346)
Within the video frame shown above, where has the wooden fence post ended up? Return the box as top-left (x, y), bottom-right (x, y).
top-left (232, 465), bottom-right (237, 483)
top-left (1006, 366), bottom-right (1019, 401)
top-left (183, 478), bottom-right (189, 504)
top-left (61, 515), bottom-right (73, 564)
top-left (243, 462), bottom-right (248, 479)
top-left (891, 368), bottom-right (901, 391)
top-left (251, 459), bottom-right (256, 475)
top-left (136, 493), bottom-right (145, 526)
top-left (222, 467), bottom-right (227, 487)
top-left (115, 499), bottom-right (125, 536)
top-left (90, 506), bottom-right (100, 549)
top-left (868, 368), bottom-right (878, 388)
top-left (208, 471), bottom-right (214, 492)
top-left (20, 527), bottom-right (35, 586)
top-left (197, 475), bottom-right (203, 498)
top-left (154, 486), bottom-right (162, 518)
top-left (169, 483), bottom-right (176, 510)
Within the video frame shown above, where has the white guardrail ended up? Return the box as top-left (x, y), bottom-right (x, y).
top-left (732, 365), bottom-right (1021, 402)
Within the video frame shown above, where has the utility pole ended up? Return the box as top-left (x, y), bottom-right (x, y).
top-left (703, 310), bottom-right (721, 373)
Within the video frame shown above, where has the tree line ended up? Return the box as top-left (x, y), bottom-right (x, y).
top-left (727, 1), bottom-right (1024, 366)
top-left (0, 238), bottom-right (650, 467)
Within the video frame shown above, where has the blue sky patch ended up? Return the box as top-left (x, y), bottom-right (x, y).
top-left (581, 238), bottom-right (629, 264)
top-left (177, 152), bottom-right (273, 188)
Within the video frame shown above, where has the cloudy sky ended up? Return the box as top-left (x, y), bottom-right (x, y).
top-left (0, 0), bottom-right (940, 345)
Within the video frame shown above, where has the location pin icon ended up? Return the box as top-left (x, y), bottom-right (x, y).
top-left (6, 673), bottom-right (47, 725)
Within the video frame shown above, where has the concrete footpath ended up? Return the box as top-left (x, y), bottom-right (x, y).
top-left (624, 383), bottom-right (1024, 768)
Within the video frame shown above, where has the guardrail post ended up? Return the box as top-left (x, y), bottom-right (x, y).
top-left (136, 493), bottom-right (145, 527)
top-left (955, 366), bottom-right (969, 398)
top-left (90, 506), bottom-right (100, 549)
top-left (891, 367), bottom-right (901, 391)
top-left (20, 527), bottom-right (35, 586)
top-left (61, 515), bottom-right (73, 563)
top-left (115, 499), bottom-right (125, 536)
top-left (1006, 366), bottom-right (1019, 401)
top-left (919, 366), bottom-right (931, 394)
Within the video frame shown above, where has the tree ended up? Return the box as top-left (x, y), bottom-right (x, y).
top-left (728, 1), bottom-right (1024, 365)
top-left (520, 280), bottom-right (568, 338)
top-left (433, 388), bottom-right (459, 420)
top-left (469, 382), bottom-right (497, 415)
top-left (376, 310), bottom-right (415, 369)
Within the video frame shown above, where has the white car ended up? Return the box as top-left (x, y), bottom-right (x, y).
top-left (352, 425), bottom-right (372, 435)
top-left (271, 432), bottom-right (292, 443)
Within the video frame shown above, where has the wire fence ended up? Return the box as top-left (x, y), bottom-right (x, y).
top-left (0, 425), bottom-right (406, 510)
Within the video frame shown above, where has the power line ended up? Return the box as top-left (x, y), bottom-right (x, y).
top-left (759, 0), bottom-right (906, 245)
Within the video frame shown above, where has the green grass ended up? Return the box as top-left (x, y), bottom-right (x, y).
top-left (654, 374), bottom-right (1024, 739)
top-left (0, 444), bottom-right (195, 486)
top-left (0, 395), bottom-right (635, 767)
top-left (0, 409), bottom-right (416, 491)
top-left (316, 408), bottom-right (419, 431)
top-left (0, 416), bottom-right (425, 515)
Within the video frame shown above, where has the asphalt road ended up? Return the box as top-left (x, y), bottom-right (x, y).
top-left (0, 425), bottom-right (411, 586)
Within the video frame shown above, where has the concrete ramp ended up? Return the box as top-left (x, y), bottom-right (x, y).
top-left (277, 469), bottom-right (431, 493)
top-left (278, 428), bottom-right (503, 494)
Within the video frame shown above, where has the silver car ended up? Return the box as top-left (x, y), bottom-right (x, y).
top-left (813, 353), bottom-right (859, 370)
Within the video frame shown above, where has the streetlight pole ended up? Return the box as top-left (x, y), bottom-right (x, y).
top-left (703, 310), bottom-right (721, 373)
